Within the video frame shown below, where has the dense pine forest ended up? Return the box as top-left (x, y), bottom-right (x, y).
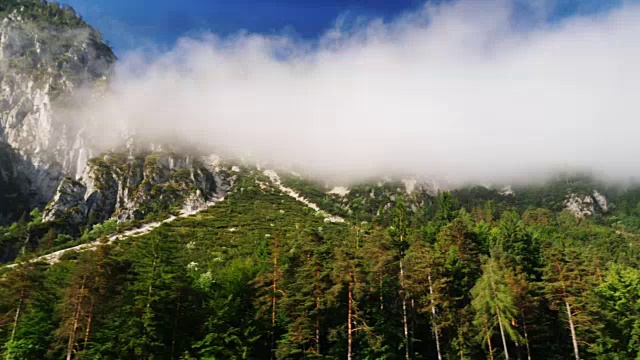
top-left (2, 169), bottom-right (640, 360)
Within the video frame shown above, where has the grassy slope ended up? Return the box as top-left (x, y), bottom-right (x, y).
top-left (119, 172), bottom-right (337, 263)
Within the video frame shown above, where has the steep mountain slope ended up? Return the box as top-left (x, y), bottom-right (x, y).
top-left (0, 0), bottom-right (115, 217)
top-left (0, 1), bottom-right (238, 263)
top-left (2, 166), bottom-right (640, 360)
top-left (0, 169), bottom-right (350, 359)
top-left (0, 1), bottom-right (229, 236)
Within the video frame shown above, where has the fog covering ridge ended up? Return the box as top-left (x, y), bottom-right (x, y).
top-left (76, 0), bottom-right (640, 185)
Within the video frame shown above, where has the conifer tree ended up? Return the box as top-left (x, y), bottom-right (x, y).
top-left (406, 239), bottom-right (443, 360)
top-left (330, 227), bottom-right (373, 360)
top-left (55, 242), bottom-right (112, 359)
top-left (471, 257), bottom-right (520, 360)
top-left (1, 258), bottom-right (42, 360)
top-left (122, 228), bottom-right (184, 358)
top-left (389, 197), bottom-right (412, 360)
top-left (252, 232), bottom-right (287, 360)
top-left (591, 264), bottom-right (640, 358)
top-left (278, 229), bottom-right (331, 359)
top-left (504, 269), bottom-right (535, 360)
top-left (543, 241), bottom-right (596, 360)
top-left (435, 216), bottom-right (481, 358)
top-left (361, 225), bottom-right (396, 356)
top-left (491, 211), bottom-right (540, 278)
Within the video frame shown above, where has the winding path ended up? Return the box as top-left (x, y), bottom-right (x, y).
top-left (4, 169), bottom-right (345, 269)
top-left (4, 197), bottom-right (225, 268)
top-left (263, 169), bottom-right (345, 223)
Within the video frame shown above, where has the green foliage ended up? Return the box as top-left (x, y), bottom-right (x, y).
top-left (471, 257), bottom-right (520, 356)
top-left (80, 219), bottom-right (117, 242)
top-left (0, 171), bottom-right (639, 359)
top-left (1, 0), bottom-right (86, 28)
top-left (590, 264), bottom-right (640, 358)
top-left (6, 2), bottom-right (640, 357)
top-left (54, 233), bottom-right (73, 246)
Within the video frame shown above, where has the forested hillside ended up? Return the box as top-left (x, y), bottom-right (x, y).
top-left (2, 168), bottom-right (640, 359)
top-left (1, 1), bottom-right (640, 359)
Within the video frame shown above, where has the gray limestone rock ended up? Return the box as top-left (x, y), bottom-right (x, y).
top-left (42, 177), bottom-right (87, 224)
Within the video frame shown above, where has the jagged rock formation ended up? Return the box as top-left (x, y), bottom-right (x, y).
top-left (43, 151), bottom-right (223, 224)
top-left (0, 2), bottom-right (240, 228)
top-left (0, 1), bottom-right (115, 220)
top-left (0, 1), bottom-right (619, 233)
top-left (564, 190), bottom-right (609, 218)
top-left (42, 176), bottom-right (87, 224)
top-left (401, 177), bottom-right (440, 196)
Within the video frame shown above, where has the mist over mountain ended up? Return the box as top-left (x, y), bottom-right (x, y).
top-left (72, 0), bottom-right (640, 185)
top-left (3, 2), bottom-right (640, 360)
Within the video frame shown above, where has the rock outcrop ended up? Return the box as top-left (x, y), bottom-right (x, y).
top-left (43, 151), bottom-right (225, 224)
top-left (0, 3), bottom-right (238, 227)
top-left (0, 3), bottom-right (116, 221)
top-left (42, 177), bottom-right (87, 225)
top-left (564, 190), bottom-right (609, 218)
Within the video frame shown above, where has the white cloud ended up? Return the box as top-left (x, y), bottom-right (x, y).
top-left (80, 0), bottom-right (640, 185)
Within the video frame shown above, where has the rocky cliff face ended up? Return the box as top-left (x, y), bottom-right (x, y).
top-left (41, 176), bottom-right (87, 225)
top-left (0, 3), bottom-right (235, 228)
top-left (564, 190), bottom-right (609, 219)
top-left (0, 3), bottom-right (116, 219)
top-left (43, 151), bottom-right (226, 224)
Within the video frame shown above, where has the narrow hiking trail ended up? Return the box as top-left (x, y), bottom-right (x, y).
top-left (4, 169), bottom-right (345, 269)
top-left (263, 169), bottom-right (345, 223)
top-left (4, 197), bottom-right (226, 268)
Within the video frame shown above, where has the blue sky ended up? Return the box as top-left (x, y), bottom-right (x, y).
top-left (60, 0), bottom-right (624, 55)
top-left (53, 0), bottom-right (640, 181)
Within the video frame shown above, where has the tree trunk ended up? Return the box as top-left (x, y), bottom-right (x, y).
top-left (146, 256), bottom-right (158, 309)
top-left (82, 298), bottom-right (95, 352)
top-left (459, 327), bottom-right (466, 360)
top-left (557, 263), bottom-right (580, 360)
top-left (496, 306), bottom-right (509, 360)
top-left (271, 237), bottom-right (279, 360)
top-left (511, 318), bottom-right (521, 360)
top-left (272, 250), bottom-right (278, 327)
top-left (315, 295), bottom-right (321, 354)
top-left (410, 298), bottom-right (416, 356)
top-left (428, 272), bottom-right (443, 360)
top-left (171, 293), bottom-right (181, 360)
top-left (5, 290), bottom-right (24, 360)
top-left (565, 301), bottom-right (580, 360)
top-left (400, 259), bottom-right (410, 360)
top-left (485, 318), bottom-right (494, 360)
top-left (347, 273), bottom-right (353, 360)
top-left (307, 253), bottom-right (320, 354)
top-left (379, 272), bottom-right (384, 312)
top-left (521, 312), bottom-right (532, 360)
top-left (141, 253), bottom-right (158, 359)
top-left (67, 276), bottom-right (87, 360)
